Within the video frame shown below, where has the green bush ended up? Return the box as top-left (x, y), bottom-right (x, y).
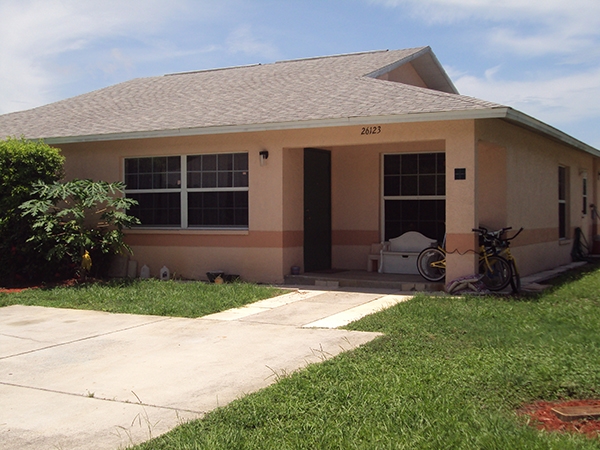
top-left (20, 179), bottom-right (140, 278)
top-left (0, 137), bottom-right (64, 285)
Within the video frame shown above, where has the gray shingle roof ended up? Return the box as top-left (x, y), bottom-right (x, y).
top-left (0, 47), bottom-right (506, 142)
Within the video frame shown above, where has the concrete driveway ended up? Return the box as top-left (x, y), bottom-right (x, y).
top-left (0, 288), bottom-right (410, 450)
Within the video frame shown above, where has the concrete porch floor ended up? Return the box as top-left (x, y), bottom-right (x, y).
top-left (284, 270), bottom-right (445, 291)
top-left (283, 261), bottom-right (591, 293)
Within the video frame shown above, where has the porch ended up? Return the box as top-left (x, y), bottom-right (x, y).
top-left (284, 270), bottom-right (445, 291)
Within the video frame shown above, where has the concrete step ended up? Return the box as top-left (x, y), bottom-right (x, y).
top-left (284, 271), bottom-right (445, 292)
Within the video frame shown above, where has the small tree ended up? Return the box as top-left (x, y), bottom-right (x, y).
top-left (20, 179), bottom-right (140, 278)
top-left (0, 137), bottom-right (64, 285)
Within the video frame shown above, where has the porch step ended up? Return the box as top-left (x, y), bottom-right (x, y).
top-left (284, 270), bottom-right (445, 292)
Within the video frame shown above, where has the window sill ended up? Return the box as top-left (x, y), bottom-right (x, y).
top-left (558, 238), bottom-right (572, 246)
top-left (125, 228), bottom-right (249, 236)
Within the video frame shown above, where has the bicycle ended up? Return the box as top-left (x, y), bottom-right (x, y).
top-left (417, 227), bottom-right (522, 293)
top-left (473, 226), bottom-right (523, 293)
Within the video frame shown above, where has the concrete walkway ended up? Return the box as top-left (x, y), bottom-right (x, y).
top-left (0, 288), bottom-right (411, 450)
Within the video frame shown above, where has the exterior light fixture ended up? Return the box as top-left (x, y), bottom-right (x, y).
top-left (259, 150), bottom-right (269, 166)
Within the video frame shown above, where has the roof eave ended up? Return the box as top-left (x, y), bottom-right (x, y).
top-left (42, 109), bottom-right (506, 144)
top-left (42, 107), bottom-right (600, 157)
top-left (502, 108), bottom-right (600, 157)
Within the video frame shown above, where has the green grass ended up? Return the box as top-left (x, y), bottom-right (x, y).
top-left (0, 279), bottom-right (285, 318)
top-left (134, 266), bottom-right (600, 449)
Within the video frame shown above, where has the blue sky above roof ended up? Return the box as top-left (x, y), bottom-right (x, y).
top-left (1, 0), bottom-right (599, 147)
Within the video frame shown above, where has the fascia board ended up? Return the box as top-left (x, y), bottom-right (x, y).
top-left (43, 107), bottom-right (600, 157)
top-left (503, 108), bottom-right (600, 157)
top-left (365, 47), bottom-right (459, 95)
top-left (42, 108), bottom-right (510, 144)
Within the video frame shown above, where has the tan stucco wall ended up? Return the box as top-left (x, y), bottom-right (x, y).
top-left (476, 119), bottom-right (599, 276)
top-left (55, 118), bottom-right (599, 284)
top-left (376, 62), bottom-right (427, 88)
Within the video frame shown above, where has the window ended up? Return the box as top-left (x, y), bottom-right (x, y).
top-left (558, 166), bottom-right (568, 239)
top-left (125, 153), bottom-right (248, 228)
top-left (383, 153), bottom-right (445, 241)
top-left (582, 174), bottom-right (588, 216)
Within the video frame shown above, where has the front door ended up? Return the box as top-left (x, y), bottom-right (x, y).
top-left (304, 148), bottom-right (331, 272)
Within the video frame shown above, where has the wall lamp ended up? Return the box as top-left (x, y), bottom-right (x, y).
top-left (259, 150), bottom-right (269, 166)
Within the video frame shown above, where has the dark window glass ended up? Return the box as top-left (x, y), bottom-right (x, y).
top-left (125, 156), bottom-right (181, 191)
top-left (419, 175), bottom-right (436, 196)
top-left (558, 166), bottom-right (567, 238)
top-left (187, 155), bottom-right (202, 171)
top-left (188, 191), bottom-right (248, 227)
top-left (139, 174), bottom-right (152, 189)
top-left (138, 158), bottom-right (152, 173)
top-left (153, 157), bottom-right (167, 173)
top-left (126, 153), bottom-right (248, 229)
top-left (234, 171), bottom-right (249, 187)
top-left (203, 155), bottom-right (217, 171)
top-left (384, 199), bottom-right (445, 242)
top-left (234, 153), bottom-right (248, 171)
top-left (559, 203), bottom-right (566, 239)
top-left (419, 153), bottom-right (437, 174)
top-left (384, 176), bottom-right (400, 197)
top-left (167, 156), bottom-right (180, 172)
top-left (218, 154), bottom-right (233, 171)
top-left (383, 153), bottom-right (445, 239)
top-left (401, 154), bottom-right (418, 174)
top-left (202, 172), bottom-right (217, 188)
top-left (129, 193), bottom-right (181, 226)
top-left (401, 175), bottom-right (418, 196)
top-left (384, 155), bottom-right (401, 175)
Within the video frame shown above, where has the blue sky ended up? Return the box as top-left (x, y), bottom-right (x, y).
top-left (1, 0), bottom-right (599, 148)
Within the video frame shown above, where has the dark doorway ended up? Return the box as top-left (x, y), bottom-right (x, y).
top-left (304, 148), bottom-right (331, 272)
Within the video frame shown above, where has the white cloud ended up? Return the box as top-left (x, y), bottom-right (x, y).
top-left (225, 25), bottom-right (280, 61)
top-left (370, 0), bottom-right (600, 57)
top-left (0, 0), bottom-right (229, 114)
top-left (455, 67), bottom-right (600, 126)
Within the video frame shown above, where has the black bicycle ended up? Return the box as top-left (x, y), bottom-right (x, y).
top-left (472, 227), bottom-right (523, 293)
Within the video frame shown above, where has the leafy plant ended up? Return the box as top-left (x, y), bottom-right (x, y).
top-left (20, 179), bottom-right (140, 278)
top-left (0, 137), bottom-right (64, 285)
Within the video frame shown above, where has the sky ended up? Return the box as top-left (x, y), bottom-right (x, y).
top-left (1, 0), bottom-right (599, 148)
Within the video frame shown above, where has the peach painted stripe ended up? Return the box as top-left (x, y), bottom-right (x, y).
top-left (125, 231), bottom-right (289, 248)
top-left (447, 228), bottom-right (562, 254)
top-left (445, 233), bottom-right (479, 254)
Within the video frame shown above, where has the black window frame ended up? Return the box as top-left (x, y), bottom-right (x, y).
top-left (383, 152), bottom-right (446, 242)
top-left (124, 153), bottom-right (249, 229)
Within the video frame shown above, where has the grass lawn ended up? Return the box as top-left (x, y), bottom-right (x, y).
top-left (0, 279), bottom-right (285, 318)
top-left (131, 266), bottom-right (600, 449)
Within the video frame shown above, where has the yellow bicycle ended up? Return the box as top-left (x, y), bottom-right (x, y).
top-left (417, 227), bottom-right (522, 293)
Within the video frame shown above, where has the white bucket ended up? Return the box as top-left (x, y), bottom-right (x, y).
top-left (160, 265), bottom-right (170, 281)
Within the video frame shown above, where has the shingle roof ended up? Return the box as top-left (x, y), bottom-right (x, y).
top-left (0, 47), bottom-right (508, 142)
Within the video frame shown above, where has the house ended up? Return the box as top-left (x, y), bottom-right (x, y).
top-left (0, 46), bottom-right (598, 285)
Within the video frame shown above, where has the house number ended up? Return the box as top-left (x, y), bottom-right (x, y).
top-left (361, 126), bottom-right (381, 135)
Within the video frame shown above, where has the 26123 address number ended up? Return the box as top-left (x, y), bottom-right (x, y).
top-left (361, 126), bottom-right (381, 135)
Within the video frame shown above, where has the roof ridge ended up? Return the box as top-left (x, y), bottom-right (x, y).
top-left (165, 63), bottom-right (262, 77)
top-left (274, 49), bottom-right (390, 64)
top-left (163, 47), bottom-right (428, 77)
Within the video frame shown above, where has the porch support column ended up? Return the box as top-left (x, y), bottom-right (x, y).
top-left (445, 124), bottom-right (479, 284)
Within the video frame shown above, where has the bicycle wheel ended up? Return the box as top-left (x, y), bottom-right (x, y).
top-left (509, 259), bottom-right (521, 293)
top-left (479, 255), bottom-right (511, 291)
top-left (417, 247), bottom-right (446, 282)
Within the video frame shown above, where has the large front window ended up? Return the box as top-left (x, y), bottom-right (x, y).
top-left (125, 153), bottom-right (248, 228)
top-left (383, 152), bottom-right (445, 241)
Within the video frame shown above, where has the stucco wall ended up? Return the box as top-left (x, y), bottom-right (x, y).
top-left (55, 117), bottom-right (598, 284)
top-left (476, 119), bottom-right (598, 276)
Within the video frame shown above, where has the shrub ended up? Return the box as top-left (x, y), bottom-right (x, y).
top-left (0, 137), bottom-right (64, 285)
top-left (20, 179), bottom-right (140, 278)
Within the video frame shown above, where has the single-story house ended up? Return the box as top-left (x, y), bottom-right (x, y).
top-left (1, 46), bottom-right (598, 285)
